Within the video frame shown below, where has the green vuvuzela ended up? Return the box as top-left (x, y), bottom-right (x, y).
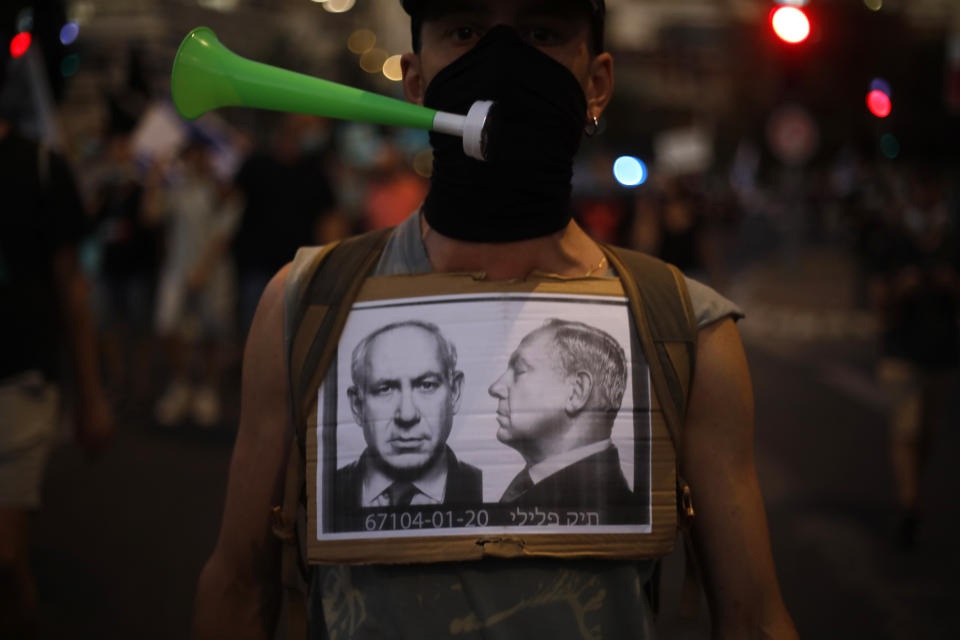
top-left (171, 27), bottom-right (438, 130)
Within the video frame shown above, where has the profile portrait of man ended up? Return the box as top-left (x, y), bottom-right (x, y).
top-left (489, 318), bottom-right (634, 510)
top-left (336, 320), bottom-right (482, 512)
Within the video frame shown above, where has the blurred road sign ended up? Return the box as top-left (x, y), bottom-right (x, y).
top-left (654, 126), bottom-right (713, 176)
top-left (766, 103), bottom-right (819, 167)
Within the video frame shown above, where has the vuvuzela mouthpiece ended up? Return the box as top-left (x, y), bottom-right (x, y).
top-left (170, 27), bottom-right (491, 160)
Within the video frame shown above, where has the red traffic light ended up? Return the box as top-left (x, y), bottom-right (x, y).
top-left (771, 6), bottom-right (811, 44)
top-left (10, 32), bottom-right (32, 59)
top-left (866, 89), bottom-right (892, 118)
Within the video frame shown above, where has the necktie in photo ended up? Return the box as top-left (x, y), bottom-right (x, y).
top-left (500, 468), bottom-right (533, 503)
top-left (385, 481), bottom-right (419, 506)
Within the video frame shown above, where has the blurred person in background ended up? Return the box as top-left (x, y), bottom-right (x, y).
top-left (630, 176), bottom-right (716, 284)
top-left (577, 197), bottom-right (626, 245)
top-left (361, 139), bottom-right (428, 231)
top-left (232, 113), bottom-right (342, 335)
top-left (571, 151), bottom-right (630, 246)
top-left (0, 43), bottom-right (113, 636)
top-left (88, 119), bottom-right (162, 409)
top-left (866, 166), bottom-right (960, 548)
top-left (145, 138), bottom-right (242, 429)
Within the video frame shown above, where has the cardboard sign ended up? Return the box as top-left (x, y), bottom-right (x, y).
top-left (306, 275), bottom-right (677, 564)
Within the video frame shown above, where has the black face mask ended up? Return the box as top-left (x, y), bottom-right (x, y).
top-left (422, 26), bottom-right (588, 243)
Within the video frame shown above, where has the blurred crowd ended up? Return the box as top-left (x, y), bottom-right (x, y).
top-left (20, 93), bottom-right (960, 437)
top-left (65, 102), bottom-right (435, 428)
top-left (3, 73), bottom-right (956, 441)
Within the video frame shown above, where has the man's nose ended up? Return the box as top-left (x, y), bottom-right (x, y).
top-left (394, 387), bottom-right (420, 427)
top-left (488, 372), bottom-right (507, 399)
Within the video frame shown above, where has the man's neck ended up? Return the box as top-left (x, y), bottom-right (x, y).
top-left (361, 447), bottom-right (450, 506)
top-left (527, 438), bottom-right (612, 485)
top-left (519, 424), bottom-right (611, 466)
top-left (420, 213), bottom-right (608, 281)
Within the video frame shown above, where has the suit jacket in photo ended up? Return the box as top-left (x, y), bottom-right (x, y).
top-left (331, 445), bottom-right (482, 530)
top-left (507, 445), bottom-right (636, 520)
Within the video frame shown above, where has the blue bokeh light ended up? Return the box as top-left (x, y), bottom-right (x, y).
top-left (870, 77), bottom-right (891, 98)
top-left (613, 156), bottom-right (647, 187)
top-left (60, 22), bottom-right (79, 46)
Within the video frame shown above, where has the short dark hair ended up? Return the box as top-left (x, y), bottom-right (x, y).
top-left (401, 0), bottom-right (605, 54)
top-left (350, 320), bottom-right (459, 391)
top-left (540, 318), bottom-right (626, 416)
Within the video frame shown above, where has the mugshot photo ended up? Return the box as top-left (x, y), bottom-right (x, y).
top-left (315, 292), bottom-right (653, 540)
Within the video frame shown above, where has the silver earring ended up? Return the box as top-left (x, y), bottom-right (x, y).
top-left (584, 116), bottom-right (600, 137)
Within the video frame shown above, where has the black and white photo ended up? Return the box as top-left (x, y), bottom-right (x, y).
top-left (316, 292), bottom-right (652, 541)
top-left (490, 319), bottom-right (635, 513)
top-left (334, 320), bottom-right (482, 522)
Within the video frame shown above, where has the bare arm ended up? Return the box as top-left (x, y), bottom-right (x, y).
top-left (193, 265), bottom-right (292, 639)
top-left (51, 246), bottom-right (113, 454)
top-left (682, 318), bottom-right (798, 639)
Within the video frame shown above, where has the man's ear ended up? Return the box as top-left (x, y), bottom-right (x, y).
top-left (347, 386), bottom-right (364, 425)
top-left (449, 371), bottom-right (465, 413)
top-left (401, 53), bottom-right (426, 106)
top-left (585, 52), bottom-right (614, 124)
top-left (565, 371), bottom-right (594, 415)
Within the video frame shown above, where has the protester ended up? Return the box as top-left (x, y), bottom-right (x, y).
top-left (88, 127), bottom-right (162, 405)
top-left (232, 113), bottom-right (339, 335)
top-left (0, 49), bottom-right (113, 636)
top-left (865, 166), bottom-right (960, 548)
top-left (146, 139), bottom-right (242, 428)
top-left (193, 2), bottom-right (797, 638)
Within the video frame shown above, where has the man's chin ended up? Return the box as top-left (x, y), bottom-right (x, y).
top-left (373, 449), bottom-right (442, 481)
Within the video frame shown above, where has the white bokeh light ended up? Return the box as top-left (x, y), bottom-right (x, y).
top-left (613, 156), bottom-right (647, 187)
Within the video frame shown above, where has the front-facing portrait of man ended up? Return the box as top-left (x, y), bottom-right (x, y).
top-left (337, 320), bottom-right (482, 511)
top-left (489, 318), bottom-right (634, 510)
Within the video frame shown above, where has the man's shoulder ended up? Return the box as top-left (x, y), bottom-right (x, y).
top-left (605, 243), bottom-right (742, 331)
top-left (260, 263), bottom-right (293, 308)
top-left (444, 447), bottom-right (483, 503)
top-left (453, 458), bottom-right (482, 484)
top-left (529, 446), bottom-right (626, 494)
top-left (559, 445), bottom-right (620, 476)
top-left (518, 445), bottom-right (632, 507)
top-left (446, 446), bottom-right (481, 477)
top-left (334, 455), bottom-right (365, 508)
top-left (235, 263), bottom-right (292, 434)
top-left (336, 456), bottom-right (363, 478)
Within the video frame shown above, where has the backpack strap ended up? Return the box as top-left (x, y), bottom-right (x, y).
top-left (275, 227), bottom-right (394, 640)
top-left (288, 227), bottom-right (395, 446)
top-left (601, 244), bottom-right (703, 621)
top-left (273, 243), bottom-right (339, 640)
top-left (600, 244), bottom-right (697, 525)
